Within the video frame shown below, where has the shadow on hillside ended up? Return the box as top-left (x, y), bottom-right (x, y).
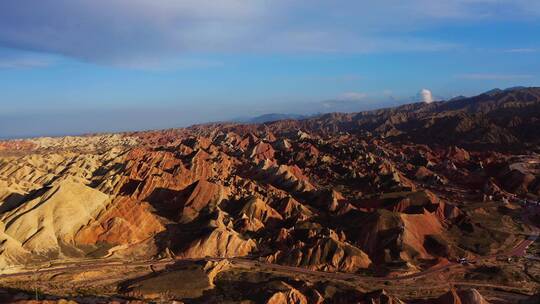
top-left (0, 186), bottom-right (52, 214)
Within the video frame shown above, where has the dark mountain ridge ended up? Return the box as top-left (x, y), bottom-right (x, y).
top-left (261, 87), bottom-right (540, 149)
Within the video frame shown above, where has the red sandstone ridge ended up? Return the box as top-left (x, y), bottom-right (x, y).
top-left (0, 140), bottom-right (36, 153)
top-left (75, 196), bottom-right (164, 246)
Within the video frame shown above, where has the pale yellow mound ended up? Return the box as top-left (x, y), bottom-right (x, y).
top-left (1, 180), bottom-right (109, 254)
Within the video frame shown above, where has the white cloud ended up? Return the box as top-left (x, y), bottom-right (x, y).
top-left (457, 73), bottom-right (534, 80)
top-left (419, 89), bottom-right (434, 103)
top-left (0, 57), bottom-right (52, 69)
top-left (503, 48), bottom-right (538, 53)
top-left (340, 92), bottom-right (368, 101)
top-left (0, 48), bottom-right (56, 69)
top-left (321, 92), bottom-right (369, 109)
top-left (111, 57), bottom-right (225, 71)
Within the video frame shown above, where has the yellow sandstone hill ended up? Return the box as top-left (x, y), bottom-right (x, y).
top-left (0, 180), bottom-right (110, 264)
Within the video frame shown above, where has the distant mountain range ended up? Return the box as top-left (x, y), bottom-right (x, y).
top-left (258, 86), bottom-right (540, 149)
top-left (231, 113), bottom-right (310, 124)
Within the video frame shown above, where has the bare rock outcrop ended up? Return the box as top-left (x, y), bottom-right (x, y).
top-left (179, 227), bottom-right (256, 258)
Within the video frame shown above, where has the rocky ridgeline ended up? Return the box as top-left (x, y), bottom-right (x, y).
top-left (0, 118), bottom-right (536, 275)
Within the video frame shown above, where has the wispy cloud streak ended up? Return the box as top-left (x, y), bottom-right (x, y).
top-left (457, 73), bottom-right (534, 80)
top-left (0, 1), bottom-right (538, 67)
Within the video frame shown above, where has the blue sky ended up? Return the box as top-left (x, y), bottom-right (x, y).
top-left (0, 1), bottom-right (539, 137)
